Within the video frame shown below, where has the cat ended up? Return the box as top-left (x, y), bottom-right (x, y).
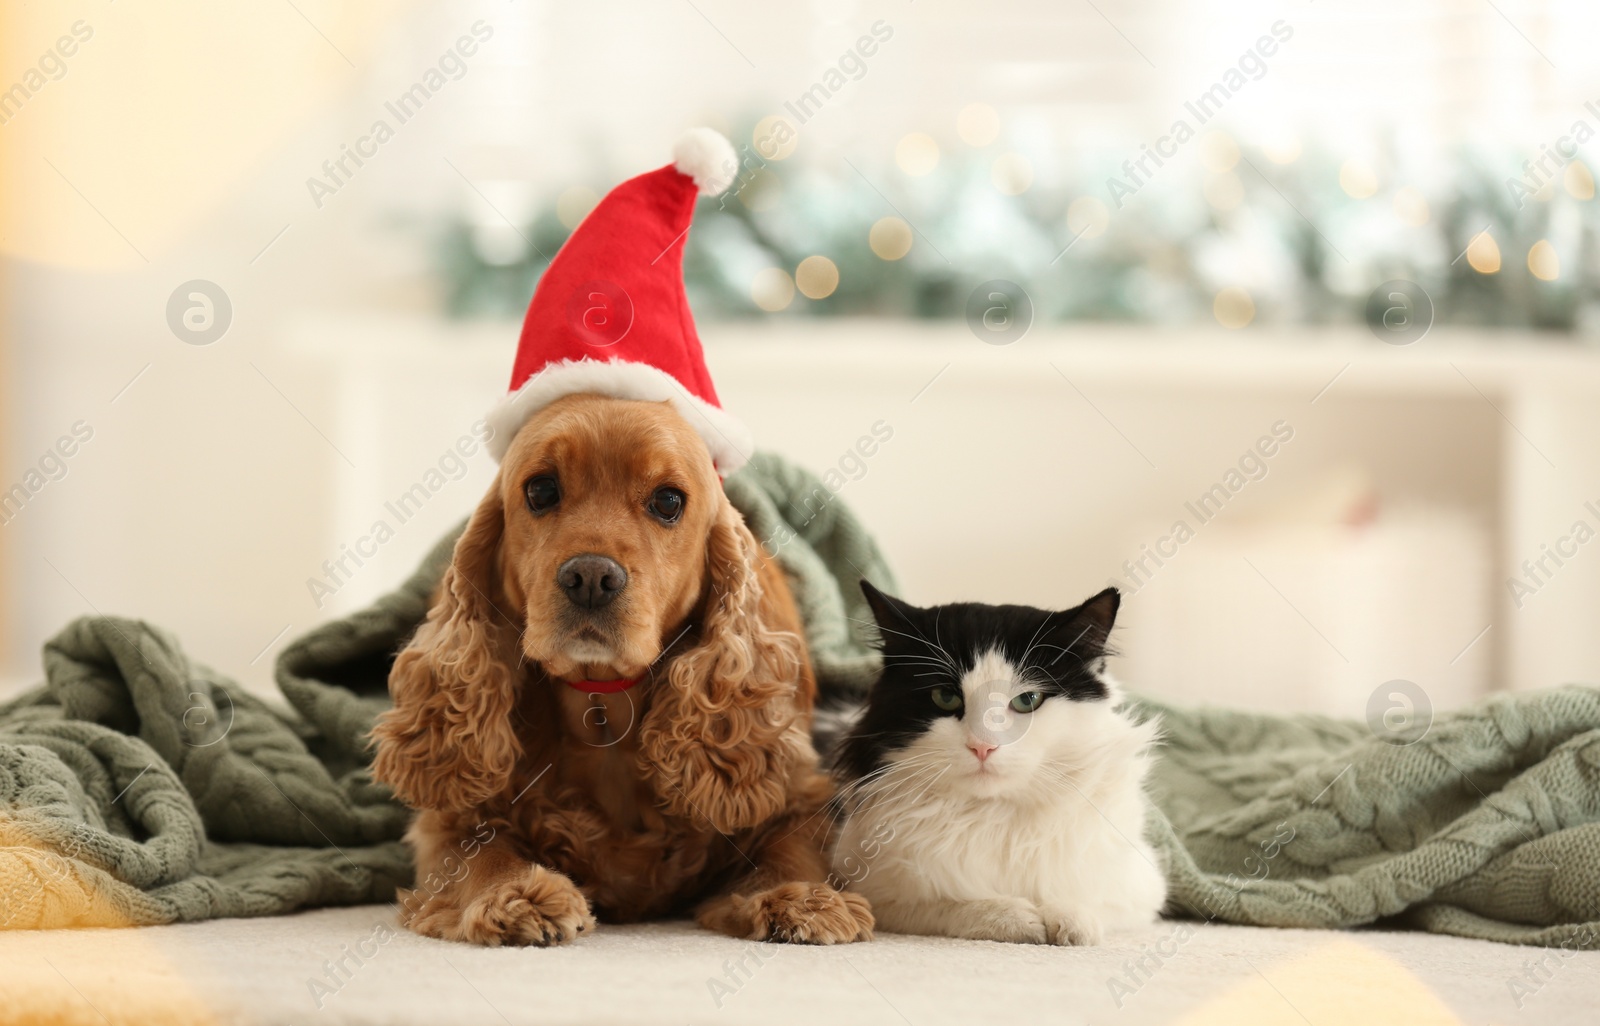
top-left (826, 581), bottom-right (1167, 945)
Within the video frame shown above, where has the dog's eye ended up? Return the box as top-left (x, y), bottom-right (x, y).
top-left (1009, 691), bottom-right (1046, 713)
top-left (646, 487), bottom-right (685, 524)
top-left (524, 475), bottom-right (560, 514)
top-left (930, 686), bottom-right (963, 712)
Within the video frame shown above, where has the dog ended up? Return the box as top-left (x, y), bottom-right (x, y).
top-left (371, 393), bottom-right (874, 947)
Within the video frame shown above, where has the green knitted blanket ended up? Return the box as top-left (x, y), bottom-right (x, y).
top-left (2, 452), bottom-right (1597, 948)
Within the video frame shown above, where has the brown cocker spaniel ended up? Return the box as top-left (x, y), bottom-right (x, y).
top-left (371, 393), bottom-right (873, 947)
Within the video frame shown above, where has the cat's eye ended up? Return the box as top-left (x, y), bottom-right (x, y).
top-left (525, 475), bottom-right (560, 514)
top-left (1009, 691), bottom-right (1046, 713)
top-left (646, 486), bottom-right (686, 524)
top-left (930, 686), bottom-right (963, 712)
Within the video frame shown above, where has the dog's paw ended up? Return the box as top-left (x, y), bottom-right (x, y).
top-left (951, 897), bottom-right (1049, 944)
top-left (403, 867), bottom-right (595, 947)
top-left (702, 882), bottom-right (875, 944)
top-left (1039, 905), bottom-right (1103, 946)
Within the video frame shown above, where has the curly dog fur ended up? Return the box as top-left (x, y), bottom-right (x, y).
top-left (371, 394), bottom-right (872, 947)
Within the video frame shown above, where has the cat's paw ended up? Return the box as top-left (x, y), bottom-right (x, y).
top-left (954, 898), bottom-right (1049, 944)
top-left (1039, 905), bottom-right (1103, 946)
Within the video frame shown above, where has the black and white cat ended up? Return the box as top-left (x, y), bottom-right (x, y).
top-left (826, 582), bottom-right (1166, 945)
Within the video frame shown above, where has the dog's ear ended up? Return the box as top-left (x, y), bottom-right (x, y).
top-left (641, 495), bottom-right (806, 833)
top-left (371, 479), bottom-right (522, 811)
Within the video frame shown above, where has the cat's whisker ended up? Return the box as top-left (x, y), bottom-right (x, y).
top-left (1014, 612), bottom-right (1057, 681)
top-left (884, 764), bottom-right (949, 810)
top-left (827, 763), bottom-right (899, 804)
top-left (825, 759), bottom-right (921, 813)
top-left (828, 588), bottom-right (1164, 947)
top-left (881, 650), bottom-right (957, 665)
top-left (857, 760), bottom-right (947, 813)
top-left (844, 753), bottom-right (939, 792)
top-left (851, 614), bottom-right (962, 676)
top-left (882, 654), bottom-right (960, 672)
top-left (839, 757), bottom-right (943, 811)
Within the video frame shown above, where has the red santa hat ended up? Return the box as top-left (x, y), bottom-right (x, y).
top-left (485, 128), bottom-right (752, 475)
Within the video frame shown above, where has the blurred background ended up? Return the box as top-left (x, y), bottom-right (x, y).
top-left (5, 0), bottom-right (1600, 721)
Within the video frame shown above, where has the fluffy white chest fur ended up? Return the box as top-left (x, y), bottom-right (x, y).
top-left (833, 650), bottom-right (1167, 945)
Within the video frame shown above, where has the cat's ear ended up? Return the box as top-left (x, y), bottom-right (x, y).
top-left (1052, 587), bottom-right (1120, 654)
top-left (859, 580), bottom-right (918, 628)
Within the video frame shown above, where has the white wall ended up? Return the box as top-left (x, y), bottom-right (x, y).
top-left (7, 309), bottom-right (1599, 721)
top-left (8, 0), bottom-right (1600, 713)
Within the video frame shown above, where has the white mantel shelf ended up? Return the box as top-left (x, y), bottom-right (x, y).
top-left (279, 315), bottom-right (1600, 708)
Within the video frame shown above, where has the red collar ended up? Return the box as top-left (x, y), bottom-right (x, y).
top-left (562, 677), bottom-right (639, 694)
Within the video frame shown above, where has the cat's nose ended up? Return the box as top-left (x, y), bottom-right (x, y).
top-left (968, 740), bottom-right (997, 762)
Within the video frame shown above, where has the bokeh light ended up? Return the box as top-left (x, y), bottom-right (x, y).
top-left (1528, 240), bottom-right (1560, 281)
top-left (1467, 232), bottom-right (1501, 274)
top-left (869, 217), bottom-right (914, 260)
top-left (556, 186), bottom-right (599, 230)
top-left (1213, 287), bottom-right (1255, 328)
top-left (1564, 162), bottom-right (1595, 200)
top-left (753, 115), bottom-right (799, 161)
top-left (1339, 160), bottom-right (1379, 199)
top-left (1262, 134), bottom-right (1302, 164)
top-left (795, 255), bottom-right (840, 299)
top-left (895, 133), bottom-right (940, 176)
top-left (752, 267), bottom-right (796, 311)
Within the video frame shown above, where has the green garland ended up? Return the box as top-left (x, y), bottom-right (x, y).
top-left (436, 122), bottom-right (1599, 335)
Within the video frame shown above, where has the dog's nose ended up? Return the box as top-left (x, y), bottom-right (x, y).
top-left (557, 554), bottom-right (628, 609)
